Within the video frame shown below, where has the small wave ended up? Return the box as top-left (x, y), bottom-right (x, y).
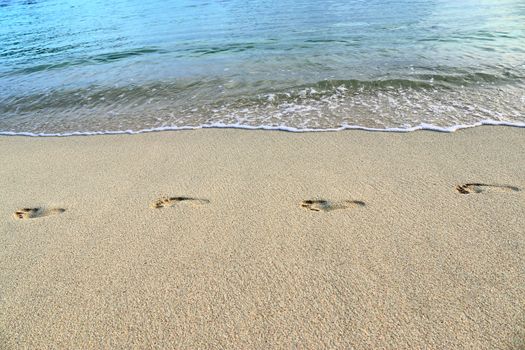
top-left (1, 73), bottom-right (519, 113)
top-left (0, 119), bottom-right (523, 137)
top-left (0, 76), bottom-right (523, 136)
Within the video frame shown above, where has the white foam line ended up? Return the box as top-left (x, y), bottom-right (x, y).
top-left (0, 119), bottom-right (523, 137)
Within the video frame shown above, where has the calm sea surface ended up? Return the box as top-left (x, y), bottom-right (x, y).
top-left (1, 0), bottom-right (524, 135)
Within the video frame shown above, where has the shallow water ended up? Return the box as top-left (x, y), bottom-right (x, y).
top-left (0, 0), bottom-right (524, 135)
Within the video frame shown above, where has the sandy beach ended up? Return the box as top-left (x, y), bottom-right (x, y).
top-left (0, 126), bottom-right (523, 349)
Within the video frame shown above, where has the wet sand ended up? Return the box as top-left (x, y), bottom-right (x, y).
top-left (0, 126), bottom-right (524, 349)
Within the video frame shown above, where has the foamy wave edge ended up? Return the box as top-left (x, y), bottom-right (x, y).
top-left (0, 119), bottom-right (524, 137)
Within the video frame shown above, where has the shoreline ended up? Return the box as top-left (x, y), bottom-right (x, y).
top-left (1, 126), bottom-right (524, 349)
top-left (0, 119), bottom-right (524, 137)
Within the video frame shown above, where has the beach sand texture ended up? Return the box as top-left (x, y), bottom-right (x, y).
top-left (0, 126), bottom-right (524, 349)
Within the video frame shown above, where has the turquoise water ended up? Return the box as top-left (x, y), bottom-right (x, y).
top-left (0, 0), bottom-right (524, 134)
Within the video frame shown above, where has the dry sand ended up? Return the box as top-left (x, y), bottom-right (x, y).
top-left (0, 126), bottom-right (524, 349)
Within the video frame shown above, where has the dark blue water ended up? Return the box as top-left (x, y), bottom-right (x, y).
top-left (1, 0), bottom-right (524, 134)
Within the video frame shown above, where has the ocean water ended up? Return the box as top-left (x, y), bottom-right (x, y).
top-left (0, 0), bottom-right (524, 135)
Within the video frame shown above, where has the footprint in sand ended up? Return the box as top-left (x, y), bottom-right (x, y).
top-left (456, 183), bottom-right (520, 194)
top-left (150, 196), bottom-right (210, 209)
top-left (301, 199), bottom-right (365, 212)
top-left (13, 207), bottom-right (66, 220)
